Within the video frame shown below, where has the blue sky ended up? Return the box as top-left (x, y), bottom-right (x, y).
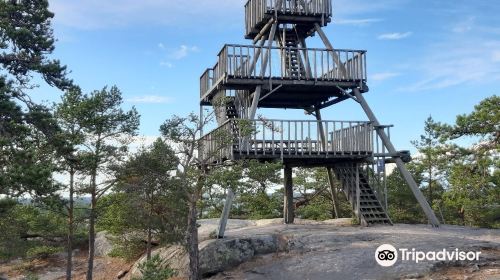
top-left (33, 0), bottom-right (499, 152)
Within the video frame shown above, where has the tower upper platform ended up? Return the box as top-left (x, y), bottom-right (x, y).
top-left (245, 0), bottom-right (332, 39)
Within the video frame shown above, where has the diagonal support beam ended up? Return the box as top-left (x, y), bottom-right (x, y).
top-left (248, 86), bottom-right (262, 119)
top-left (336, 86), bottom-right (359, 103)
top-left (314, 23), bottom-right (348, 79)
top-left (260, 21), bottom-right (278, 77)
top-left (259, 84), bottom-right (283, 102)
top-left (352, 88), bottom-right (440, 227)
top-left (217, 189), bottom-right (235, 238)
top-left (253, 18), bottom-right (275, 44)
top-left (314, 107), bottom-right (340, 218)
top-left (317, 95), bottom-right (350, 110)
top-left (299, 38), bottom-right (313, 79)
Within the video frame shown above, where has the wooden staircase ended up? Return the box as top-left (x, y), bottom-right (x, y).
top-left (334, 164), bottom-right (392, 226)
top-left (215, 95), bottom-right (241, 125)
top-left (280, 29), bottom-right (306, 79)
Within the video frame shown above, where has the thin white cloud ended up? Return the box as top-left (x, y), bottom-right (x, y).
top-left (126, 95), bottom-right (171, 104)
top-left (452, 16), bottom-right (475, 33)
top-left (160, 61), bottom-right (174, 68)
top-left (333, 0), bottom-right (407, 16)
top-left (157, 44), bottom-right (199, 68)
top-left (49, 0), bottom-right (406, 30)
top-left (401, 40), bottom-right (500, 92)
top-left (49, 0), bottom-right (245, 29)
top-left (492, 51), bottom-right (500, 62)
top-left (170, 45), bottom-right (199, 60)
top-left (130, 135), bottom-right (162, 151)
top-left (336, 18), bottom-right (383, 26)
top-left (371, 72), bottom-right (400, 81)
top-left (378, 32), bottom-right (412, 40)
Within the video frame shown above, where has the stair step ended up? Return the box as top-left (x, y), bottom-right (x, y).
top-left (360, 206), bottom-right (384, 209)
top-left (364, 217), bottom-right (391, 222)
top-left (362, 211), bottom-right (387, 215)
top-left (335, 166), bottom-right (393, 226)
top-left (360, 200), bottom-right (380, 203)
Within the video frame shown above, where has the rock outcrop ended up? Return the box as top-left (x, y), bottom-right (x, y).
top-left (130, 219), bottom-right (500, 280)
top-left (130, 218), bottom-right (353, 278)
top-left (94, 231), bottom-right (114, 257)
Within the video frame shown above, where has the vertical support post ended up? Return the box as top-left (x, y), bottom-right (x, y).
top-left (199, 105), bottom-right (204, 162)
top-left (284, 165), bottom-right (294, 224)
top-left (355, 164), bottom-right (360, 224)
top-left (383, 163), bottom-right (388, 211)
top-left (217, 189), bottom-right (235, 238)
top-left (352, 88), bottom-right (440, 227)
top-left (314, 107), bottom-right (339, 218)
top-left (199, 105), bottom-right (204, 137)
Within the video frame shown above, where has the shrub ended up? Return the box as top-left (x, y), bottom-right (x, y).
top-left (26, 246), bottom-right (62, 259)
top-left (132, 254), bottom-right (176, 280)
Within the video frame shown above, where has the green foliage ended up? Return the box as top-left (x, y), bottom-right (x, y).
top-left (293, 168), bottom-right (352, 220)
top-left (237, 191), bottom-right (283, 219)
top-left (202, 160), bottom-right (283, 219)
top-left (98, 139), bottom-right (187, 259)
top-left (244, 160), bottom-right (282, 193)
top-left (0, 200), bottom-right (69, 260)
top-left (1, 0), bottom-right (72, 198)
top-left (386, 166), bottom-right (426, 224)
top-left (411, 116), bottom-right (448, 204)
top-left (26, 245), bottom-right (63, 259)
top-left (132, 254), bottom-right (176, 280)
top-left (107, 236), bottom-right (145, 261)
top-left (296, 197), bottom-right (332, 220)
top-left (23, 273), bottom-right (40, 280)
top-left (0, 0), bottom-right (71, 88)
top-left (390, 95), bottom-right (499, 228)
top-left (437, 95), bottom-right (499, 146)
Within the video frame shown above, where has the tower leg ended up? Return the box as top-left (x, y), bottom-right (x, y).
top-left (353, 88), bottom-right (440, 227)
top-left (284, 165), bottom-right (294, 224)
top-left (217, 189), bottom-right (235, 238)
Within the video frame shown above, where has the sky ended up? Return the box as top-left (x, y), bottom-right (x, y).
top-left (32, 0), bottom-right (499, 153)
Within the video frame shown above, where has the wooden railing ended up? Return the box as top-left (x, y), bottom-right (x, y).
top-left (245, 0), bottom-right (332, 35)
top-left (200, 44), bottom-right (367, 99)
top-left (199, 119), bottom-right (375, 163)
top-left (200, 68), bottom-right (214, 100)
top-left (198, 120), bottom-right (235, 164)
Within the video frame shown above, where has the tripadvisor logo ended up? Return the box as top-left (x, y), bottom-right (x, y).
top-left (375, 244), bottom-right (398, 267)
top-left (375, 244), bottom-right (481, 267)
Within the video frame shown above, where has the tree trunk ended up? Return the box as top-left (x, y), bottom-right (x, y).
top-left (428, 164), bottom-right (433, 206)
top-left (187, 198), bottom-right (199, 280)
top-left (147, 228), bottom-right (152, 260)
top-left (459, 206), bottom-right (465, 226)
top-left (66, 168), bottom-right (75, 280)
top-left (86, 175), bottom-right (97, 280)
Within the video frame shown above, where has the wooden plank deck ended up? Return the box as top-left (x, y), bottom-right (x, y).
top-left (199, 119), bottom-right (376, 165)
top-left (200, 44), bottom-right (367, 106)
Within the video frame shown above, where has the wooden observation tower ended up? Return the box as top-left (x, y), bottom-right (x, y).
top-left (199, 0), bottom-right (440, 237)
